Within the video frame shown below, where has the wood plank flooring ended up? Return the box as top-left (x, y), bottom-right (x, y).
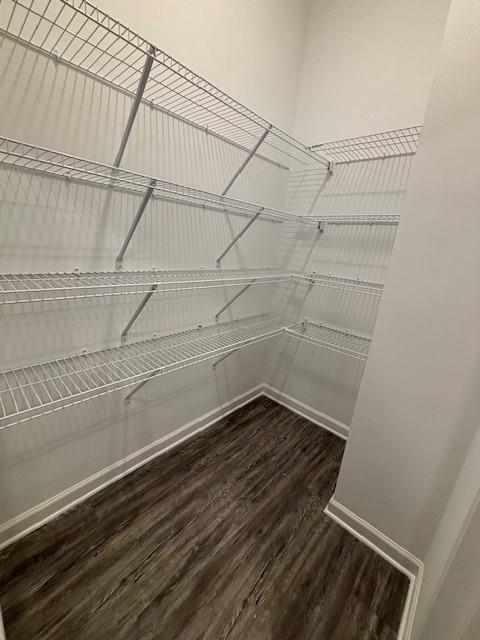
top-left (0, 397), bottom-right (409, 639)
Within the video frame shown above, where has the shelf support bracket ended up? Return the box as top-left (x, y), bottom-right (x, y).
top-left (121, 284), bottom-right (158, 344)
top-left (212, 348), bottom-right (239, 369)
top-left (113, 45), bottom-right (156, 168)
top-left (216, 207), bottom-right (264, 268)
top-left (125, 371), bottom-right (157, 404)
top-left (215, 280), bottom-right (256, 321)
top-left (221, 124), bottom-right (272, 196)
top-left (116, 178), bottom-right (156, 269)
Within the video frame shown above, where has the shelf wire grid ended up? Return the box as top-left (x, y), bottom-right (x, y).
top-left (285, 319), bottom-right (371, 361)
top-left (293, 273), bottom-right (383, 297)
top-left (0, 136), bottom-right (319, 226)
top-left (0, 269), bottom-right (384, 305)
top-left (0, 136), bottom-right (400, 226)
top-left (310, 126), bottom-right (422, 164)
top-left (0, 0), bottom-right (327, 168)
top-left (0, 269), bottom-right (292, 305)
top-left (0, 314), bottom-right (285, 429)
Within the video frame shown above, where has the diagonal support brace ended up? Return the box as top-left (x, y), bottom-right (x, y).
top-left (116, 178), bottom-right (156, 269)
top-left (125, 371), bottom-right (156, 404)
top-left (114, 44), bottom-right (156, 168)
top-left (212, 348), bottom-right (239, 369)
top-left (121, 284), bottom-right (158, 343)
top-left (216, 207), bottom-right (264, 268)
top-left (222, 124), bottom-right (272, 196)
top-left (215, 281), bottom-right (255, 321)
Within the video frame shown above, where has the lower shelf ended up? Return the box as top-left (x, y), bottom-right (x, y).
top-left (0, 314), bottom-right (285, 430)
top-left (0, 315), bottom-right (372, 430)
top-left (285, 319), bottom-right (371, 361)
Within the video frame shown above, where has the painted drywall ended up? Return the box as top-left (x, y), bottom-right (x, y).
top-left (96, 0), bottom-right (310, 132)
top-left (294, 0), bottom-right (451, 142)
top-left (333, 0), bottom-right (480, 565)
top-left (416, 422), bottom-right (480, 639)
top-left (0, 0), bottom-right (309, 528)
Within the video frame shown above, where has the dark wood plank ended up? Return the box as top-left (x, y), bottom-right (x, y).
top-left (0, 397), bottom-right (409, 639)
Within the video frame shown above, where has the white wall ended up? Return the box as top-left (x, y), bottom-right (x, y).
top-left (332, 0), bottom-right (480, 566)
top-left (97, 0), bottom-right (310, 132)
top-left (416, 423), bottom-right (480, 639)
top-left (294, 0), bottom-right (451, 142)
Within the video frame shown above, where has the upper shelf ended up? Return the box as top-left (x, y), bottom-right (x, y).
top-left (0, 136), bottom-right (400, 227)
top-left (310, 126), bottom-right (422, 164)
top-left (0, 0), bottom-right (327, 169)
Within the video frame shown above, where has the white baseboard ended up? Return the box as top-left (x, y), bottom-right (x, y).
top-left (325, 497), bottom-right (424, 640)
top-left (261, 384), bottom-right (350, 440)
top-left (0, 385), bottom-right (264, 550)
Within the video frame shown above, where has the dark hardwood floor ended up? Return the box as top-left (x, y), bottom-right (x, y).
top-left (0, 397), bottom-right (409, 639)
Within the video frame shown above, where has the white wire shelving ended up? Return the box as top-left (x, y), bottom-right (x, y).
top-left (310, 126), bottom-right (422, 164)
top-left (0, 136), bottom-right (401, 228)
top-left (0, 0), bottom-right (327, 169)
top-left (0, 269), bottom-right (383, 305)
top-left (285, 319), bottom-right (371, 361)
top-left (0, 308), bottom-right (378, 428)
top-left (294, 273), bottom-right (383, 297)
top-left (0, 314), bottom-right (285, 429)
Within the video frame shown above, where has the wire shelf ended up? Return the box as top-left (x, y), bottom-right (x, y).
top-left (0, 0), bottom-right (327, 168)
top-left (0, 268), bottom-right (292, 305)
top-left (0, 136), bottom-right (320, 226)
top-left (285, 319), bottom-right (371, 361)
top-left (311, 214), bottom-right (400, 225)
top-left (0, 269), bottom-right (384, 305)
top-left (293, 273), bottom-right (383, 297)
top-left (0, 137), bottom-right (400, 227)
top-left (310, 126), bottom-right (422, 164)
top-left (0, 314), bottom-right (285, 429)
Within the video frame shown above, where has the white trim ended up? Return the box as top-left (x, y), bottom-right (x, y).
top-left (261, 384), bottom-right (349, 440)
top-left (0, 385), bottom-right (264, 550)
top-left (325, 497), bottom-right (424, 640)
top-left (0, 607), bottom-right (5, 640)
